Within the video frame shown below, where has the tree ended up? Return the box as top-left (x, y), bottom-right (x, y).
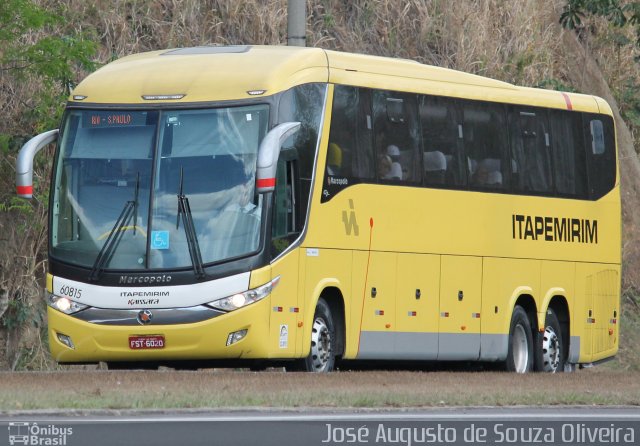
top-left (0, 0), bottom-right (96, 137)
top-left (0, 0), bottom-right (96, 369)
top-left (560, 0), bottom-right (640, 45)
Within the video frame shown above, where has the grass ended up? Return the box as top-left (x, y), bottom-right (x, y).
top-left (1, 368), bottom-right (639, 412)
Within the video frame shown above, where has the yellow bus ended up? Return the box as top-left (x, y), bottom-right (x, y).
top-left (17, 45), bottom-right (620, 372)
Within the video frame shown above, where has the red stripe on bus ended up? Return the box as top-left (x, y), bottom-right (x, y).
top-left (357, 216), bottom-right (375, 354)
top-left (561, 92), bottom-right (573, 110)
top-left (16, 185), bottom-right (32, 195)
top-left (257, 178), bottom-right (276, 188)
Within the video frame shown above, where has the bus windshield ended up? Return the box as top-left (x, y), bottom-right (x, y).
top-left (51, 105), bottom-right (269, 272)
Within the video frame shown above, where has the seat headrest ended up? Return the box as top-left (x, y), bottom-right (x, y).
top-left (424, 151), bottom-right (446, 171)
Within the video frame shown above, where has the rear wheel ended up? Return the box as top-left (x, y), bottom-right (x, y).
top-left (505, 305), bottom-right (533, 373)
top-left (303, 298), bottom-right (335, 372)
top-left (535, 308), bottom-right (565, 373)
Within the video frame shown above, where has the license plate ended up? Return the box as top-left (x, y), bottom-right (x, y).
top-left (129, 335), bottom-right (165, 350)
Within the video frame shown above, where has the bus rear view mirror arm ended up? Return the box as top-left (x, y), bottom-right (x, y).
top-left (16, 129), bottom-right (59, 199)
top-left (256, 122), bottom-right (300, 193)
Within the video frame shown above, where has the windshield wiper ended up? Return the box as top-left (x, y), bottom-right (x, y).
top-left (89, 173), bottom-right (140, 281)
top-left (176, 167), bottom-right (205, 279)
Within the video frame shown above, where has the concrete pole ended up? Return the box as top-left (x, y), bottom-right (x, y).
top-left (287, 0), bottom-right (306, 47)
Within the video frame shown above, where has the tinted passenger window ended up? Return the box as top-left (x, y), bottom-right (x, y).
top-left (462, 101), bottom-right (509, 190)
top-left (420, 96), bottom-right (465, 187)
top-left (509, 108), bottom-right (552, 194)
top-left (585, 114), bottom-right (616, 200)
top-left (373, 90), bottom-right (420, 182)
top-left (322, 86), bottom-right (375, 202)
top-left (326, 85), bottom-right (375, 180)
top-left (549, 110), bottom-right (587, 198)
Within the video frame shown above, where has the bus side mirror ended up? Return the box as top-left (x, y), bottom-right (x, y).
top-left (256, 122), bottom-right (300, 193)
top-left (16, 129), bottom-right (59, 198)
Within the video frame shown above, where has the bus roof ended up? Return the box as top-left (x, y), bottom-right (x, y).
top-left (70, 45), bottom-right (607, 114)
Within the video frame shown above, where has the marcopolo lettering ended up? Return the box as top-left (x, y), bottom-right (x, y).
top-left (327, 176), bottom-right (348, 186)
top-left (119, 274), bottom-right (172, 285)
top-left (512, 214), bottom-right (598, 244)
top-left (122, 291), bottom-right (168, 306)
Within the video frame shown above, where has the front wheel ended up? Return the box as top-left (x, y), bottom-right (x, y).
top-left (303, 298), bottom-right (335, 372)
top-left (505, 305), bottom-right (534, 373)
top-left (535, 308), bottom-right (565, 373)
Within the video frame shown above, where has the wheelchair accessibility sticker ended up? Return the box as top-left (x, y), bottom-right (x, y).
top-left (151, 231), bottom-right (170, 250)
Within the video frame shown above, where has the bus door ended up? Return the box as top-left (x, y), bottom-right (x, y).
top-left (269, 155), bottom-right (303, 356)
top-left (438, 255), bottom-right (482, 360)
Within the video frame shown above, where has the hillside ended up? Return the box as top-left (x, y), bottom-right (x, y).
top-left (0, 0), bottom-right (639, 369)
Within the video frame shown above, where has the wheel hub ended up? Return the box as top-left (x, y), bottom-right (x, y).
top-left (541, 326), bottom-right (561, 372)
top-left (310, 317), bottom-right (332, 372)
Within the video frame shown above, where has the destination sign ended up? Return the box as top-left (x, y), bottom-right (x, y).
top-left (83, 111), bottom-right (148, 128)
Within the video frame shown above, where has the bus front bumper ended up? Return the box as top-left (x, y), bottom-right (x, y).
top-left (47, 299), bottom-right (271, 364)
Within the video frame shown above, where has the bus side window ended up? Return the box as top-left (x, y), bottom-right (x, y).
top-left (462, 101), bottom-right (509, 190)
top-left (326, 85), bottom-right (375, 181)
top-left (271, 157), bottom-right (296, 257)
top-left (277, 83), bottom-right (324, 221)
top-left (584, 115), bottom-right (616, 200)
top-left (549, 110), bottom-right (587, 198)
top-left (322, 86), bottom-right (375, 202)
top-left (420, 95), bottom-right (465, 187)
top-left (508, 108), bottom-right (552, 194)
top-left (326, 86), bottom-right (355, 179)
top-left (372, 90), bottom-right (420, 182)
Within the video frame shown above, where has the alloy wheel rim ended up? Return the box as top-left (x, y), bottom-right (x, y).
top-left (541, 326), bottom-right (561, 372)
top-left (310, 317), bottom-right (331, 372)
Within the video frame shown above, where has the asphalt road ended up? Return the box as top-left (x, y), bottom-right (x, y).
top-left (2, 407), bottom-right (640, 446)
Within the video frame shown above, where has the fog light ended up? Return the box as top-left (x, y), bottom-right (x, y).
top-left (57, 333), bottom-right (75, 349)
top-left (226, 329), bottom-right (248, 346)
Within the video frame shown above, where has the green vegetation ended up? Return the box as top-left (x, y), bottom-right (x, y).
top-left (0, 0), bottom-right (95, 369)
top-left (0, 0), bottom-right (96, 136)
top-left (560, 1), bottom-right (640, 42)
top-left (560, 1), bottom-right (640, 150)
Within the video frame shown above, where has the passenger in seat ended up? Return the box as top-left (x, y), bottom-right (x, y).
top-left (471, 163), bottom-right (491, 186)
top-left (377, 153), bottom-right (392, 178)
top-left (326, 143), bottom-right (343, 176)
top-left (472, 162), bottom-right (502, 187)
top-left (383, 145), bottom-right (403, 180)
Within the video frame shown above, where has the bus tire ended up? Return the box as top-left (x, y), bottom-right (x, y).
top-left (505, 305), bottom-right (533, 373)
top-left (535, 308), bottom-right (565, 373)
top-left (303, 298), bottom-right (335, 372)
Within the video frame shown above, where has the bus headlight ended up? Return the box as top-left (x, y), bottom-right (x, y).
top-left (47, 294), bottom-right (88, 315)
top-left (208, 276), bottom-right (280, 312)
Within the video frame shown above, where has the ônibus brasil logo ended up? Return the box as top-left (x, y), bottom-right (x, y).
top-left (8, 422), bottom-right (73, 445)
